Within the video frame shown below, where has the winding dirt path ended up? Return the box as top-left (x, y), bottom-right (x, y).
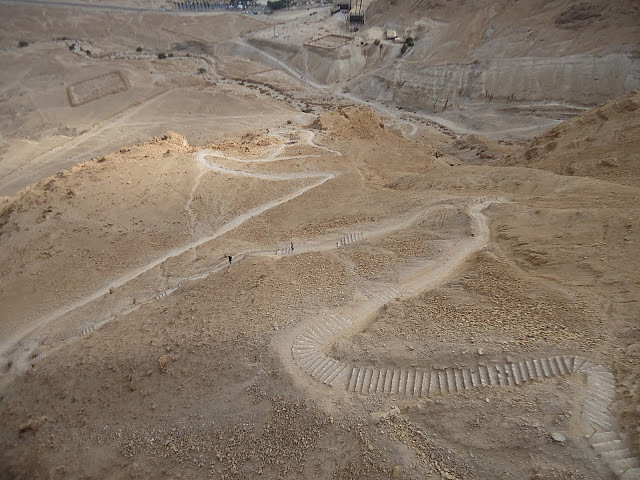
top-left (0, 129), bottom-right (338, 370)
top-left (2, 124), bottom-right (637, 477)
top-left (283, 198), bottom-right (640, 479)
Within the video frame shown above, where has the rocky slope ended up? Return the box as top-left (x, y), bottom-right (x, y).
top-left (351, 0), bottom-right (640, 111)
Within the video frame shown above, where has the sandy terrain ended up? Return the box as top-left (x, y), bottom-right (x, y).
top-left (0, 1), bottom-right (639, 479)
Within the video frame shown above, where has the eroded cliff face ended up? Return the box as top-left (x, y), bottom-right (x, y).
top-left (349, 52), bottom-right (639, 111)
top-left (351, 0), bottom-right (640, 110)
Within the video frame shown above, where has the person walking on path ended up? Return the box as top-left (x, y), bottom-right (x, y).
top-left (290, 241), bottom-right (294, 253)
top-left (228, 255), bottom-right (233, 264)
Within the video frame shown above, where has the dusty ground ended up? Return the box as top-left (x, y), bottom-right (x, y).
top-left (0, 1), bottom-right (639, 480)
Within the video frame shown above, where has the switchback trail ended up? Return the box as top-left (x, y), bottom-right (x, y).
top-left (284, 197), bottom-right (640, 479)
top-left (0, 128), bottom-right (339, 374)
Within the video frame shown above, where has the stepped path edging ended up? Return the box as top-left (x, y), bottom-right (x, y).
top-left (3, 123), bottom-right (636, 477)
top-left (289, 199), bottom-right (639, 479)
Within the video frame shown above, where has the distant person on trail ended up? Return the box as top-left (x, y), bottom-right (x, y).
top-left (291, 241), bottom-right (294, 252)
top-left (228, 255), bottom-right (232, 264)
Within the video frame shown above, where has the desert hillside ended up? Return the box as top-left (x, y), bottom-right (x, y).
top-left (0, 1), bottom-right (639, 479)
top-left (509, 90), bottom-right (640, 186)
top-left (361, 0), bottom-right (640, 106)
top-left (1, 99), bottom-right (639, 479)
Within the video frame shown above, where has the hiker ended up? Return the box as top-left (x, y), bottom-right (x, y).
top-left (291, 241), bottom-right (294, 252)
top-left (228, 255), bottom-right (232, 264)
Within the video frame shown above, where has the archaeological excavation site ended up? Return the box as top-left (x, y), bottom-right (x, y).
top-left (0, 0), bottom-right (639, 478)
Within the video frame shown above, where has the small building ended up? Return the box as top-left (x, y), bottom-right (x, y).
top-left (394, 37), bottom-right (404, 44)
top-left (386, 29), bottom-right (397, 40)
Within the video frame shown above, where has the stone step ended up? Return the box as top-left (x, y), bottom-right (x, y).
top-left (435, 369), bottom-right (445, 394)
top-left (402, 369), bottom-right (414, 396)
top-left (525, 359), bottom-right (538, 380)
top-left (375, 369), bottom-right (389, 393)
top-left (587, 373), bottom-right (615, 390)
top-left (460, 368), bottom-right (472, 389)
top-left (339, 232), bottom-right (364, 246)
top-left (420, 370), bottom-right (431, 397)
top-left (299, 352), bottom-right (321, 370)
top-left (347, 367), bottom-right (359, 391)
top-left (587, 365), bottom-right (615, 378)
top-left (292, 345), bottom-right (316, 358)
top-left (312, 320), bottom-right (337, 337)
top-left (554, 356), bottom-right (569, 375)
top-left (540, 358), bottom-right (555, 377)
top-left (310, 357), bottom-right (334, 378)
top-left (326, 365), bottom-right (349, 386)
top-left (320, 361), bottom-right (346, 383)
top-left (276, 245), bottom-right (292, 255)
top-left (478, 364), bottom-right (489, 386)
top-left (410, 369), bottom-right (422, 396)
top-left (586, 363), bottom-right (610, 374)
top-left (610, 457), bottom-right (640, 476)
top-left (531, 358), bottom-right (544, 377)
top-left (591, 431), bottom-right (619, 443)
top-left (323, 316), bottom-right (348, 334)
top-left (292, 342), bottom-right (318, 354)
top-left (382, 368), bottom-right (393, 393)
top-left (368, 369), bottom-right (382, 393)
top-left (370, 287), bottom-right (400, 304)
top-left (592, 439), bottom-right (624, 453)
top-left (445, 368), bottom-right (462, 393)
top-left (429, 369), bottom-right (440, 396)
top-left (294, 352), bottom-right (318, 368)
top-left (470, 369), bottom-right (479, 387)
top-left (587, 388), bottom-right (615, 406)
top-left (389, 369), bottom-right (400, 394)
top-left (308, 324), bottom-right (333, 340)
top-left (509, 363), bottom-right (522, 385)
top-left (601, 448), bottom-right (635, 461)
top-left (547, 356), bottom-right (562, 376)
top-left (619, 467), bottom-right (640, 480)
top-left (587, 384), bottom-right (616, 403)
top-left (293, 334), bottom-right (319, 346)
top-left (583, 408), bottom-right (613, 430)
top-left (563, 355), bottom-right (576, 373)
top-left (578, 359), bottom-right (597, 372)
top-left (412, 369), bottom-right (425, 396)
top-left (305, 355), bottom-right (328, 374)
top-left (362, 367), bottom-right (377, 393)
top-left (80, 325), bottom-right (95, 337)
top-left (354, 367), bottom-right (367, 393)
top-left (398, 369), bottom-right (409, 395)
top-left (453, 368), bottom-right (465, 390)
top-left (330, 314), bottom-right (353, 328)
top-left (584, 397), bottom-right (611, 414)
top-left (298, 329), bottom-right (324, 345)
top-left (30, 353), bottom-right (43, 365)
top-left (298, 326), bottom-right (323, 345)
top-left (486, 364), bottom-right (499, 385)
top-left (573, 356), bottom-right (589, 372)
top-left (495, 364), bottom-right (509, 386)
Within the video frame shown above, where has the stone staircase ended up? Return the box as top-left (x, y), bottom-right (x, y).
top-left (339, 232), bottom-right (364, 247)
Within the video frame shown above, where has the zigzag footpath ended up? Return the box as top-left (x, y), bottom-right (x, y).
top-left (289, 198), bottom-right (640, 479)
top-left (0, 129), bottom-right (339, 378)
top-left (2, 124), bottom-right (637, 476)
top-left (3, 127), bottom-right (429, 378)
